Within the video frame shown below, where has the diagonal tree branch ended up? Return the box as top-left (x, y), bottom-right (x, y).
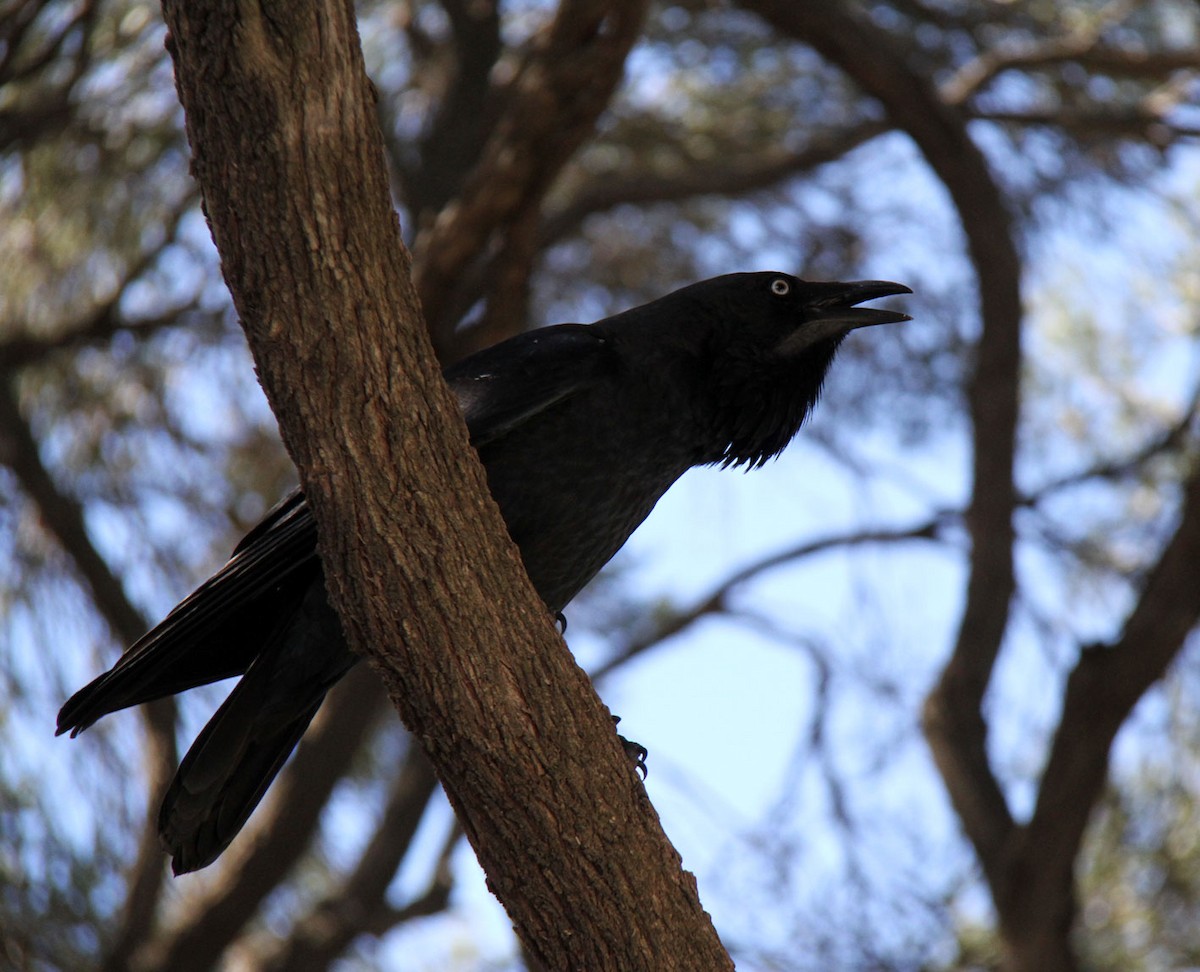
top-left (0, 378), bottom-right (177, 970)
top-left (158, 1), bottom-right (731, 968)
top-left (735, 0), bottom-right (1024, 893)
top-left (591, 516), bottom-right (948, 681)
top-left (1002, 450), bottom-right (1200, 959)
top-left (259, 741), bottom-right (442, 972)
top-left (412, 0), bottom-right (650, 348)
top-left (130, 666), bottom-right (387, 972)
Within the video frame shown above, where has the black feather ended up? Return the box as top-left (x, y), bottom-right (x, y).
top-left (58, 271), bottom-right (910, 872)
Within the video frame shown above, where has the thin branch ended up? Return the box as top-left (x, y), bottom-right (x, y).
top-left (735, 0), bottom-right (1025, 933)
top-left (342, 822), bottom-right (461, 948)
top-left (130, 668), bottom-right (387, 972)
top-left (1021, 386), bottom-right (1200, 505)
top-left (1, 299), bottom-right (203, 369)
top-left (357, 873), bottom-right (454, 937)
top-left (0, 379), bottom-right (178, 966)
top-left (591, 516), bottom-right (947, 681)
top-left (940, 3), bottom-right (1166, 106)
top-left (539, 120), bottom-right (889, 247)
top-left (412, 0), bottom-right (651, 347)
top-left (0, 386), bottom-right (148, 646)
top-left (261, 741), bottom-right (442, 972)
top-left (0, 192), bottom-right (201, 369)
top-left (970, 107), bottom-right (1200, 142)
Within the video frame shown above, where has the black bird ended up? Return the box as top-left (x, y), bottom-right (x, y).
top-left (58, 272), bottom-right (910, 874)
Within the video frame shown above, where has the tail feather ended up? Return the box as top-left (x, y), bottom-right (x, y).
top-left (159, 676), bottom-right (324, 874)
top-left (56, 576), bottom-right (311, 737)
top-left (57, 491), bottom-right (320, 737)
top-left (158, 579), bottom-right (355, 874)
top-left (56, 490), bottom-right (355, 873)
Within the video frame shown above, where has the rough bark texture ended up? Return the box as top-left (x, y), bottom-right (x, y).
top-left (156, 0), bottom-right (731, 968)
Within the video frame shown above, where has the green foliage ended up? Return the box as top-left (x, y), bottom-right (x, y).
top-left (2, 0), bottom-right (1199, 968)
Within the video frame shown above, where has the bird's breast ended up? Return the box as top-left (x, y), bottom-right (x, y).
top-left (477, 404), bottom-right (694, 614)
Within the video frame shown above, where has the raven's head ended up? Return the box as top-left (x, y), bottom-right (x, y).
top-left (690, 272), bottom-right (911, 468)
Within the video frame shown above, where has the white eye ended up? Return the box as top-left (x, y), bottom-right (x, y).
top-left (770, 278), bottom-right (790, 296)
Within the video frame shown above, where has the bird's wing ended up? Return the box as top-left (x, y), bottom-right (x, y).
top-left (57, 491), bottom-right (321, 734)
top-left (60, 326), bottom-right (608, 733)
top-left (445, 323), bottom-right (613, 447)
top-left (230, 487), bottom-right (309, 556)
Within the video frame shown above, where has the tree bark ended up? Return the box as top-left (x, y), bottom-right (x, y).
top-left (157, 1), bottom-right (731, 968)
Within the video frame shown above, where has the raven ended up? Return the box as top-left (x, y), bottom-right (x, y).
top-left (58, 272), bottom-right (910, 874)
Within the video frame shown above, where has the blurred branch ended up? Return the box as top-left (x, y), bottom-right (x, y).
top-left (941, 9), bottom-right (1199, 106)
top-left (413, 0), bottom-right (650, 349)
top-left (1060, 48), bottom-right (1200, 77)
top-left (729, 0), bottom-right (1024, 865)
top-left (1023, 384), bottom-right (1200, 504)
top-left (1, 299), bottom-right (203, 369)
top-left (539, 121), bottom-right (889, 247)
top-left (0, 0), bottom-right (97, 82)
top-left (0, 0), bottom-right (100, 151)
top-left (592, 516), bottom-right (946, 681)
top-left (735, 0), bottom-right (1034, 964)
top-left (0, 100), bottom-right (77, 149)
top-left (886, 0), bottom-right (1013, 32)
top-left (1008, 451), bottom-right (1200, 958)
top-left (939, 9), bottom-right (1200, 149)
top-left (260, 742), bottom-right (443, 972)
top-left (464, 202), bottom-right (544, 358)
top-left (971, 107), bottom-right (1200, 143)
top-left (0, 385), bottom-right (148, 648)
top-left (0, 193), bottom-right (201, 369)
top-left (131, 667), bottom-right (387, 972)
top-left (735, 614), bottom-right (865, 850)
top-left (1018, 388), bottom-right (1200, 580)
top-left (0, 378), bottom-right (178, 968)
top-left (353, 864), bottom-right (455, 938)
top-left (398, 0), bottom-right (502, 223)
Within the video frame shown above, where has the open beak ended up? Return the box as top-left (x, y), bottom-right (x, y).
top-left (777, 280), bottom-right (912, 357)
top-left (805, 280), bottom-right (913, 328)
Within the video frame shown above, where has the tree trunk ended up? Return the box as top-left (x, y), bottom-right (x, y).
top-left (157, 0), bottom-right (733, 968)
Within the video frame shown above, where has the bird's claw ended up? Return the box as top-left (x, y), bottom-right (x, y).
top-left (555, 611), bottom-right (567, 634)
top-left (612, 715), bottom-right (648, 779)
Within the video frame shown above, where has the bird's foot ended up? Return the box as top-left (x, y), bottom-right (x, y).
top-left (612, 716), bottom-right (648, 779)
top-left (555, 611), bottom-right (567, 634)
